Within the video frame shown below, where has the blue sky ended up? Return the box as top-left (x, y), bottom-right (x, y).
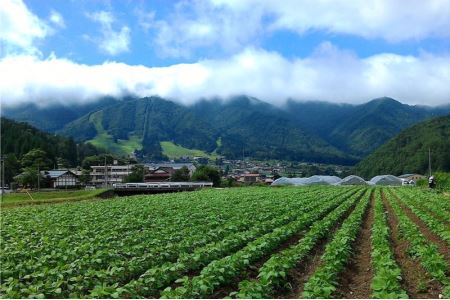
top-left (21, 0), bottom-right (450, 65)
top-left (1, 0), bottom-right (450, 107)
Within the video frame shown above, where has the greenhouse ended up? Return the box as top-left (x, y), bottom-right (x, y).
top-left (370, 175), bottom-right (403, 186)
top-left (338, 175), bottom-right (368, 185)
top-left (307, 175), bottom-right (342, 185)
top-left (271, 176), bottom-right (341, 186)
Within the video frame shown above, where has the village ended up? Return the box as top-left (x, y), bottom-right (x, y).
top-left (7, 156), bottom-right (359, 190)
top-left (7, 155), bottom-right (428, 191)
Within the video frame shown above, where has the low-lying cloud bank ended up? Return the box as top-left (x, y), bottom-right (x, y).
top-left (1, 44), bottom-right (450, 107)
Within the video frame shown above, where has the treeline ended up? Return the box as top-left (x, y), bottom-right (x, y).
top-left (1, 117), bottom-right (101, 185)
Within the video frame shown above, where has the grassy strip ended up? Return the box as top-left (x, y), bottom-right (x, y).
top-left (234, 189), bottom-right (367, 298)
top-left (1, 189), bottom-right (108, 207)
top-left (385, 189), bottom-right (450, 298)
top-left (300, 189), bottom-right (371, 298)
top-left (371, 190), bottom-right (408, 299)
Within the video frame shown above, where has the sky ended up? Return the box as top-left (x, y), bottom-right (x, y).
top-left (1, 0), bottom-right (450, 107)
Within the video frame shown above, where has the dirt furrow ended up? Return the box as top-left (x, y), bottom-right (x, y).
top-left (279, 192), bottom-right (366, 299)
top-left (381, 190), bottom-right (442, 299)
top-left (211, 232), bottom-right (305, 298)
top-left (334, 191), bottom-right (375, 299)
top-left (390, 190), bottom-right (450, 261)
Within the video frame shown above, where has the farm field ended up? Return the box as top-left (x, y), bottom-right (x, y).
top-left (1, 186), bottom-right (449, 298)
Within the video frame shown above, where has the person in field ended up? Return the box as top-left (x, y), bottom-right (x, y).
top-left (428, 176), bottom-right (436, 189)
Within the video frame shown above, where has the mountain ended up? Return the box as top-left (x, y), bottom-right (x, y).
top-left (285, 97), bottom-right (449, 157)
top-left (355, 115), bottom-right (450, 179)
top-left (1, 97), bottom-right (120, 132)
top-left (4, 95), bottom-right (450, 164)
top-left (61, 96), bottom-right (355, 164)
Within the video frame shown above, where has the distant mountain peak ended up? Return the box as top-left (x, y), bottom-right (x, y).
top-left (366, 97), bottom-right (402, 107)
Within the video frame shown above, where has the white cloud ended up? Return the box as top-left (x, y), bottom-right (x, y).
top-left (0, 0), bottom-right (49, 55)
top-left (86, 11), bottom-right (130, 56)
top-left (151, 0), bottom-right (450, 57)
top-left (49, 10), bottom-right (65, 28)
top-left (1, 44), bottom-right (450, 107)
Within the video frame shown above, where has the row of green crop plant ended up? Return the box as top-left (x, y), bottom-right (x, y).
top-left (300, 189), bottom-right (371, 298)
top-left (412, 187), bottom-right (450, 212)
top-left (398, 188), bottom-right (449, 222)
top-left (370, 191), bottom-right (408, 299)
top-left (394, 189), bottom-right (450, 245)
top-left (2, 190), bottom-right (264, 297)
top-left (117, 188), bottom-right (359, 298)
top-left (83, 187), bottom-right (337, 298)
top-left (234, 189), bottom-right (368, 298)
top-left (160, 188), bottom-right (364, 298)
top-left (1, 187), bottom-right (331, 298)
top-left (384, 190), bottom-right (450, 298)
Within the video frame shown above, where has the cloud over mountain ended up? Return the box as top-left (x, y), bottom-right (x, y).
top-left (1, 44), bottom-right (450, 107)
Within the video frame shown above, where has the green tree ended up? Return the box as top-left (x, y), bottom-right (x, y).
top-left (3, 154), bottom-right (21, 185)
top-left (171, 166), bottom-right (190, 182)
top-left (79, 169), bottom-right (91, 185)
top-left (192, 165), bottom-right (221, 187)
top-left (124, 165), bottom-right (145, 183)
top-left (16, 167), bottom-right (45, 188)
top-left (21, 149), bottom-right (53, 170)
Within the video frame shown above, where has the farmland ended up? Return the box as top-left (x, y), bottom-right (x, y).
top-left (1, 187), bottom-right (449, 298)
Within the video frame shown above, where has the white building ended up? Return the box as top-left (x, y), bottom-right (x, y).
top-left (90, 165), bottom-right (134, 186)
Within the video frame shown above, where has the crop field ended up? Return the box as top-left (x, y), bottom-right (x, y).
top-left (1, 186), bottom-right (449, 298)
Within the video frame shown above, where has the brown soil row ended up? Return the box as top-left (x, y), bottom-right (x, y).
top-left (211, 190), bottom-right (365, 298)
top-left (334, 190), bottom-right (375, 299)
top-left (389, 190), bottom-right (450, 262)
top-left (381, 190), bottom-right (442, 298)
top-left (279, 190), bottom-right (368, 298)
top-left (210, 232), bottom-right (305, 298)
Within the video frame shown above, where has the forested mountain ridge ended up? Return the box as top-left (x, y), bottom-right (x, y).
top-left (355, 115), bottom-right (450, 178)
top-left (3, 96), bottom-right (450, 164)
top-left (61, 96), bottom-right (354, 164)
top-left (286, 97), bottom-right (449, 156)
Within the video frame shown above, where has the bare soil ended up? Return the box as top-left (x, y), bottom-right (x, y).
top-left (334, 191), bottom-right (375, 298)
top-left (381, 190), bottom-right (442, 299)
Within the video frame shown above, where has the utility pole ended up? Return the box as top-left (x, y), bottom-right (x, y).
top-left (104, 155), bottom-right (108, 187)
top-left (37, 163), bottom-right (40, 191)
top-left (0, 156), bottom-right (5, 201)
top-left (428, 147), bottom-right (432, 177)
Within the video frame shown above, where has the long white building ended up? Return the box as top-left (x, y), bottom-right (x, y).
top-left (90, 165), bottom-right (134, 186)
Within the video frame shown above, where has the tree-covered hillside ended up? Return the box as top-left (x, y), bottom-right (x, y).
top-left (355, 115), bottom-right (450, 178)
top-left (1, 117), bottom-right (100, 184)
top-left (6, 95), bottom-right (450, 164)
top-left (286, 97), bottom-right (449, 157)
top-left (61, 96), bottom-right (356, 164)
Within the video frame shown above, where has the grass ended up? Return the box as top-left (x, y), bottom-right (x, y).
top-left (0, 189), bottom-right (109, 208)
top-left (160, 141), bottom-right (218, 159)
top-left (86, 111), bottom-right (143, 156)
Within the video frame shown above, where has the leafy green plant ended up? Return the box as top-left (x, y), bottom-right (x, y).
top-left (370, 191), bottom-right (408, 299)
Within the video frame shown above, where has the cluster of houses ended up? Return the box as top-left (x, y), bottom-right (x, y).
top-left (36, 163), bottom-right (198, 189)
top-left (26, 160), bottom-right (278, 189)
